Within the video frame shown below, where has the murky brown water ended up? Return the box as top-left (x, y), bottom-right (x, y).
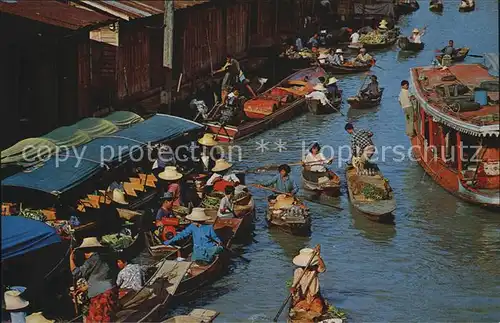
top-left (166, 1), bottom-right (500, 321)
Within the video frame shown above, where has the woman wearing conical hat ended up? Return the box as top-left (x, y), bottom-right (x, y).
top-left (163, 208), bottom-right (223, 265)
top-left (206, 158), bottom-right (241, 192)
top-left (158, 166), bottom-right (184, 206)
top-left (70, 237), bottom-right (118, 322)
top-left (290, 245), bottom-right (326, 318)
top-left (197, 133), bottom-right (219, 173)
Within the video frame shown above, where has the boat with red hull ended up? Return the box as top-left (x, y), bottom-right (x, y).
top-left (409, 62), bottom-right (499, 208)
top-left (205, 67), bottom-right (326, 142)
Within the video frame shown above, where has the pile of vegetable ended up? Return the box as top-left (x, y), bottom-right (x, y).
top-left (19, 208), bottom-right (46, 222)
top-left (201, 195), bottom-right (221, 209)
top-left (361, 183), bottom-right (389, 200)
top-left (101, 232), bottom-right (134, 251)
top-left (359, 32), bottom-right (386, 44)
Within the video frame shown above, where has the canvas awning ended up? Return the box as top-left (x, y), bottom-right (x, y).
top-left (2, 114), bottom-right (203, 195)
top-left (353, 2), bottom-right (395, 16)
top-left (103, 111), bottom-right (144, 129)
top-left (1, 216), bottom-right (61, 261)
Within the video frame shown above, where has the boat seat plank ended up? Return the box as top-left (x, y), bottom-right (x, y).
top-left (189, 309), bottom-right (219, 322)
top-left (79, 199), bottom-right (100, 209)
top-left (139, 173), bottom-right (158, 182)
top-left (123, 183), bottom-right (139, 197)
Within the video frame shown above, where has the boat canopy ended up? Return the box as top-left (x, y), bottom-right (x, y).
top-left (483, 53), bottom-right (499, 77)
top-left (1, 216), bottom-right (61, 261)
top-left (2, 114), bottom-right (202, 195)
top-left (103, 111), bottom-right (144, 129)
top-left (74, 118), bottom-right (119, 139)
top-left (1, 138), bottom-right (57, 166)
top-left (42, 126), bottom-right (92, 147)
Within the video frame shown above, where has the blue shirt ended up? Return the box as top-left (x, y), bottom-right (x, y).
top-left (156, 207), bottom-right (174, 220)
top-left (308, 37), bottom-right (319, 47)
top-left (262, 174), bottom-right (299, 194)
top-left (165, 223), bottom-right (222, 262)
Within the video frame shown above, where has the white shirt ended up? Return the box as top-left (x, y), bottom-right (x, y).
top-left (399, 88), bottom-right (412, 109)
top-left (411, 34), bottom-right (422, 44)
top-left (305, 91), bottom-right (330, 105)
top-left (350, 32), bottom-right (360, 44)
top-left (217, 196), bottom-right (234, 218)
top-left (206, 173), bottom-right (240, 186)
top-left (304, 152), bottom-right (328, 172)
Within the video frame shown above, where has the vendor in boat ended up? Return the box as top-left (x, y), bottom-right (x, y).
top-left (206, 159), bottom-right (240, 192)
top-left (152, 145), bottom-right (176, 179)
top-left (214, 54), bottom-right (246, 104)
top-left (295, 36), bottom-right (304, 51)
top-left (441, 40), bottom-right (457, 57)
top-left (354, 48), bottom-right (373, 65)
top-left (345, 123), bottom-right (375, 165)
top-left (217, 185), bottom-right (236, 218)
top-left (259, 164), bottom-right (299, 196)
top-left (158, 166), bottom-right (183, 206)
top-left (307, 33), bottom-right (319, 48)
top-left (302, 142), bottom-right (333, 173)
top-left (360, 75), bottom-right (380, 99)
top-left (116, 257), bottom-right (145, 294)
top-left (156, 192), bottom-right (175, 222)
top-left (290, 245), bottom-right (326, 317)
top-left (350, 29), bottom-right (360, 45)
top-left (331, 49), bottom-right (345, 66)
top-left (197, 133), bottom-right (219, 173)
top-left (409, 28), bottom-right (425, 44)
top-left (163, 208), bottom-right (223, 265)
top-left (70, 237), bottom-right (119, 322)
top-left (325, 77), bottom-right (341, 98)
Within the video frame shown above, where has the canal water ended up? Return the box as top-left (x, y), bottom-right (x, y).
top-left (167, 1), bottom-right (499, 321)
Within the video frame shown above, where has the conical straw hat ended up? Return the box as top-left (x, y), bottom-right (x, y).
top-left (158, 166), bottom-right (183, 181)
top-left (185, 208), bottom-right (211, 222)
top-left (293, 248), bottom-right (319, 267)
top-left (112, 189), bottom-right (129, 205)
top-left (76, 237), bottom-right (104, 250)
top-left (198, 133), bottom-right (218, 147)
top-left (379, 20), bottom-right (388, 29)
top-left (327, 77), bottom-right (338, 85)
top-left (412, 28), bottom-right (419, 33)
top-left (212, 159), bottom-right (233, 172)
top-left (26, 312), bottom-right (55, 323)
top-left (273, 194), bottom-right (295, 209)
top-left (4, 290), bottom-right (29, 311)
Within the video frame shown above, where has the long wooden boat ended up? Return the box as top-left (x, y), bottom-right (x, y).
top-left (266, 195), bottom-right (311, 236)
top-left (306, 96), bottom-right (342, 115)
top-left (173, 217), bottom-right (242, 298)
top-left (302, 169), bottom-right (341, 196)
top-left (409, 63), bottom-right (499, 208)
top-left (397, 37), bottom-right (425, 51)
top-left (321, 62), bottom-right (372, 74)
top-left (205, 67), bottom-right (327, 142)
top-left (459, 2), bottom-right (475, 12)
top-left (396, 0), bottom-right (420, 15)
top-left (347, 88), bottom-right (384, 109)
top-left (429, 2), bottom-right (444, 12)
top-left (163, 309), bottom-right (219, 323)
top-left (349, 37), bottom-right (397, 51)
top-left (435, 48), bottom-right (470, 64)
top-left (345, 164), bottom-right (396, 223)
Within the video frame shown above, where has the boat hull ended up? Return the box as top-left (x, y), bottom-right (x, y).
top-left (459, 4), bottom-right (474, 12)
top-left (345, 166), bottom-right (396, 223)
top-left (435, 48), bottom-right (469, 64)
top-left (429, 2), bottom-right (443, 12)
top-left (322, 63), bottom-right (372, 74)
top-left (397, 38), bottom-right (425, 51)
top-left (347, 88), bottom-right (384, 109)
top-left (266, 199), bottom-right (311, 236)
top-left (306, 97), bottom-right (341, 115)
top-left (301, 170), bottom-right (341, 196)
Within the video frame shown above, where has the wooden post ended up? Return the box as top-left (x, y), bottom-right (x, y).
top-left (162, 0), bottom-right (174, 114)
top-left (456, 131), bottom-right (462, 173)
top-left (428, 115), bottom-right (434, 146)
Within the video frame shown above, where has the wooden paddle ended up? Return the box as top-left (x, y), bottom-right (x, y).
top-left (250, 184), bottom-right (343, 211)
top-left (273, 247), bottom-right (320, 322)
top-left (326, 100), bottom-right (346, 116)
top-left (206, 235), bottom-right (251, 263)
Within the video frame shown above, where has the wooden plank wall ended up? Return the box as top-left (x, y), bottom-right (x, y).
top-left (77, 39), bottom-right (91, 118)
top-left (117, 20), bottom-right (151, 99)
top-left (226, 2), bottom-right (249, 56)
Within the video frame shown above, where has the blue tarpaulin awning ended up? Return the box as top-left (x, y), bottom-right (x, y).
top-left (483, 53), bottom-right (499, 77)
top-left (2, 114), bottom-right (202, 194)
top-left (1, 216), bottom-right (61, 261)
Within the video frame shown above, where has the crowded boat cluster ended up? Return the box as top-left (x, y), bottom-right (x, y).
top-left (1, 0), bottom-right (498, 322)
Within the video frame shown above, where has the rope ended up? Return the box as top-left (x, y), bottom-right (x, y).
top-left (43, 236), bottom-right (73, 280)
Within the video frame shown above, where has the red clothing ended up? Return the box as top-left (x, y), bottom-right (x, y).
top-left (213, 179), bottom-right (235, 192)
top-left (86, 287), bottom-right (118, 323)
top-left (167, 183), bottom-right (181, 206)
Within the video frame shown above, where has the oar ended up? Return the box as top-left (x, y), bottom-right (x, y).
top-left (206, 235), bottom-right (251, 263)
top-left (468, 54), bottom-right (483, 58)
top-left (273, 248), bottom-right (319, 322)
top-left (326, 100), bottom-right (346, 116)
top-left (250, 184), bottom-right (343, 211)
top-left (373, 65), bottom-right (385, 70)
top-left (247, 159), bottom-right (333, 173)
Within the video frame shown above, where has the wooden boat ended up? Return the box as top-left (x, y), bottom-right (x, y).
top-left (354, 37), bottom-right (397, 51)
top-left (163, 309), bottom-right (219, 323)
top-left (459, 1), bottom-right (475, 12)
top-left (435, 48), bottom-right (470, 64)
top-left (321, 62), bottom-right (372, 74)
top-left (205, 67), bottom-right (327, 142)
top-left (347, 88), bottom-right (384, 109)
top-left (345, 164), bottom-right (396, 223)
top-left (266, 195), bottom-right (311, 236)
top-left (306, 96), bottom-right (342, 115)
top-left (429, 1), bottom-right (444, 12)
top-left (397, 37), bottom-right (425, 51)
top-left (302, 169), bottom-right (341, 196)
top-left (115, 259), bottom-right (191, 322)
top-left (173, 217), bottom-right (242, 297)
top-left (409, 63), bottom-right (499, 208)
top-left (396, 0), bottom-right (420, 15)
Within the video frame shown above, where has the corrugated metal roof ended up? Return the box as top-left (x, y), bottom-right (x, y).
top-left (0, 0), bottom-right (116, 30)
top-left (78, 0), bottom-right (210, 20)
